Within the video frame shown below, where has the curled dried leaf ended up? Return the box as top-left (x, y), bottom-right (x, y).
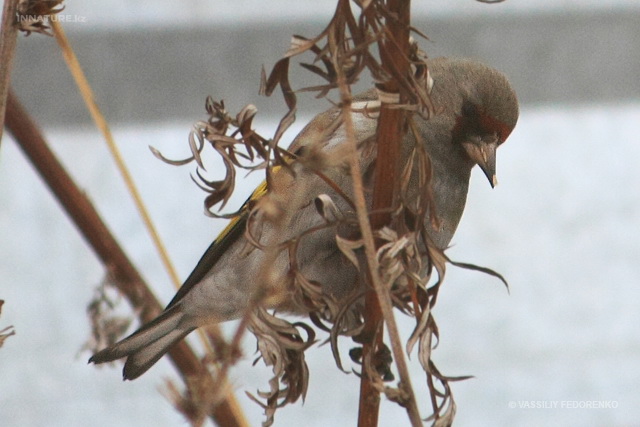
top-left (149, 145), bottom-right (196, 166)
top-left (314, 194), bottom-right (345, 223)
top-left (446, 256), bottom-right (510, 292)
top-left (335, 235), bottom-right (364, 270)
top-left (247, 309), bottom-right (316, 426)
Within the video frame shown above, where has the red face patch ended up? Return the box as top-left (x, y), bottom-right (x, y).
top-left (452, 102), bottom-right (512, 144)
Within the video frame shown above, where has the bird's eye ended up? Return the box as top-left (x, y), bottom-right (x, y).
top-left (461, 101), bottom-right (478, 119)
top-left (482, 132), bottom-right (499, 145)
top-left (466, 135), bottom-right (482, 144)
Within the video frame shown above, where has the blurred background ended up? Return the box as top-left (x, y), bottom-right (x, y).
top-left (1, 1), bottom-right (639, 426)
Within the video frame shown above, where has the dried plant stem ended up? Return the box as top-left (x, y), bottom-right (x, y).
top-left (341, 89), bottom-right (424, 426)
top-left (0, 0), bottom-right (20, 146)
top-left (365, 98), bottom-right (423, 425)
top-left (325, 32), bottom-right (383, 423)
top-left (50, 20), bottom-right (183, 290)
top-left (370, 1), bottom-right (422, 424)
top-left (340, 1), bottom-right (422, 425)
top-left (4, 89), bottom-right (248, 427)
top-left (50, 20), bottom-right (229, 392)
top-left (337, 55), bottom-right (423, 427)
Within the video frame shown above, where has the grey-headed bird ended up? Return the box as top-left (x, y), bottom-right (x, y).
top-left (89, 57), bottom-right (519, 380)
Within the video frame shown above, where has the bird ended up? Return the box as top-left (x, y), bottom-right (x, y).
top-left (89, 57), bottom-right (519, 380)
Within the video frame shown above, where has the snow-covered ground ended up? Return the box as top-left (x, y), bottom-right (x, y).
top-left (1, 103), bottom-right (639, 426)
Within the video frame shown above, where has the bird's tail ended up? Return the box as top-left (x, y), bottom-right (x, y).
top-left (89, 305), bottom-right (195, 380)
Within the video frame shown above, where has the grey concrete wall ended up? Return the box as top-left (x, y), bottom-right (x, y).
top-left (10, 9), bottom-right (640, 125)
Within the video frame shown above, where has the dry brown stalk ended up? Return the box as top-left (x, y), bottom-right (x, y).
top-left (0, 0), bottom-right (20, 146)
top-left (351, 1), bottom-right (423, 426)
top-left (4, 89), bottom-right (247, 427)
top-left (50, 19), bottom-right (185, 294)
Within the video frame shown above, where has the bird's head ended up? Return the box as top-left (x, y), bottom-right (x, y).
top-left (447, 59), bottom-right (519, 187)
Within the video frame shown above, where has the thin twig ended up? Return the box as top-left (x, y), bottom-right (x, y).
top-left (4, 89), bottom-right (248, 427)
top-left (0, 0), bottom-right (20, 146)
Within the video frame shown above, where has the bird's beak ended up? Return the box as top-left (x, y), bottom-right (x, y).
top-left (462, 140), bottom-right (499, 188)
